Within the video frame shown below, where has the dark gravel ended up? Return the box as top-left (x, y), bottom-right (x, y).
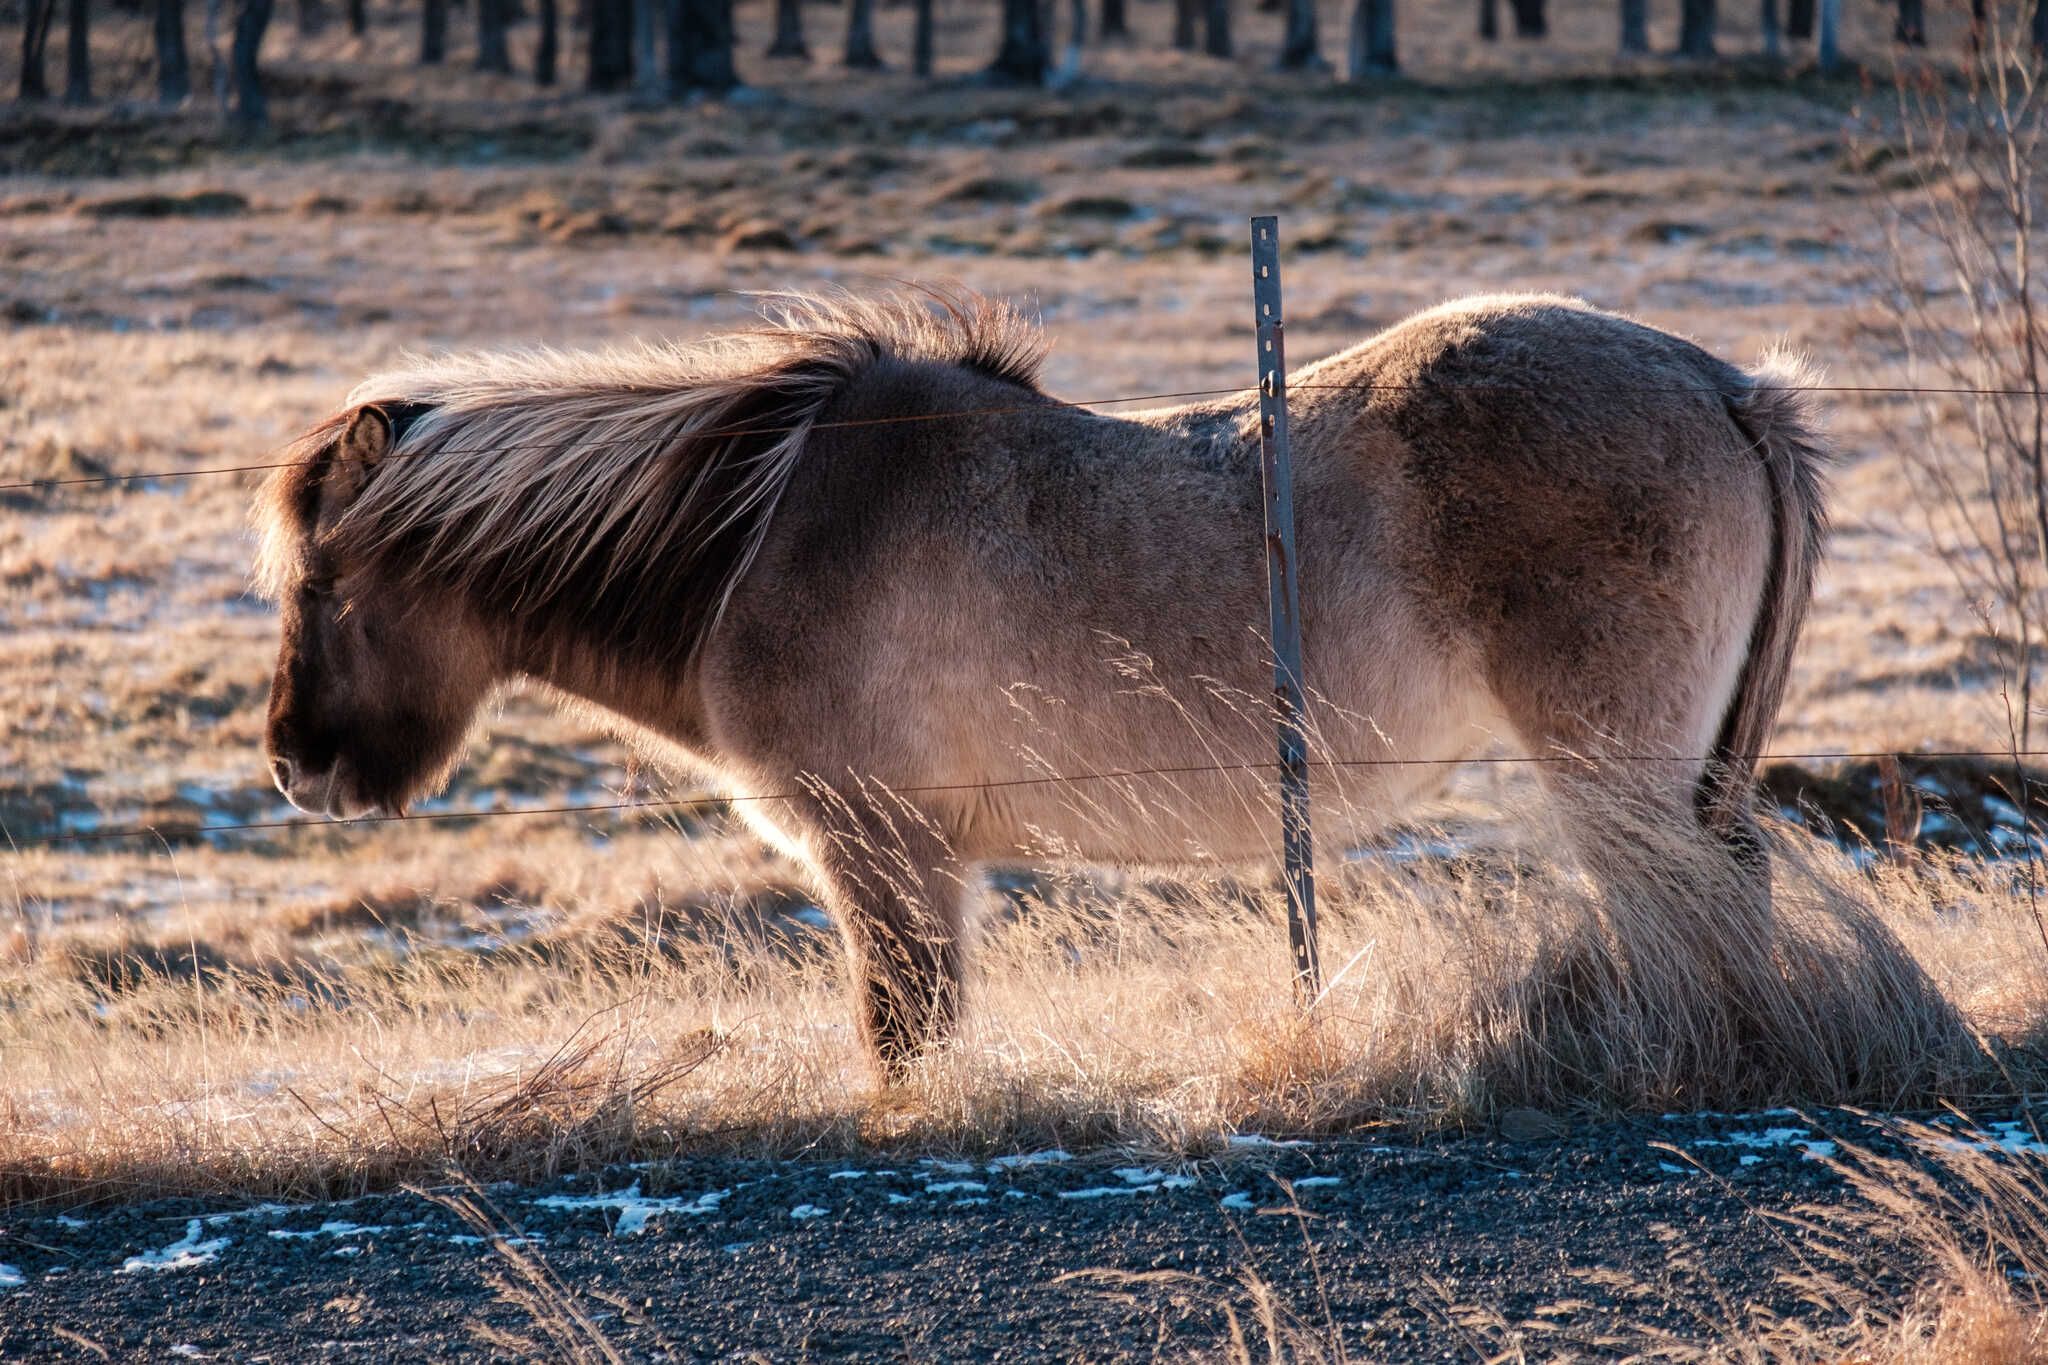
top-left (0, 1112), bottom-right (1951, 1360)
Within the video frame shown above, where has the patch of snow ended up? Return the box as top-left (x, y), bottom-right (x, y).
top-left (1003, 1190), bottom-right (1032, 1200)
top-left (0, 1264), bottom-right (22, 1289)
top-left (1694, 1128), bottom-right (1835, 1160)
top-left (1227, 1134), bottom-right (1311, 1150)
top-left (202, 1203), bottom-right (295, 1227)
top-left (533, 1181), bottom-right (728, 1235)
top-left (120, 1221), bottom-right (229, 1273)
top-left (722, 1241), bottom-right (751, 1253)
top-left (1658, 1162), bottom-right (1690, 1175)
top-left (987, 1149), bottom-right (1072, 1171)
top-left (1292, 1176), bottom-right (1343, 1189)
top-left (925, 1181), bottom-right (988, 1194)
top-left (269, 1221), bottom-right (390, 1241)
top-left (919, 1159), bottom-right (977, 1176)
top-left (1739, 1155), bottom-right (1763, 1166)
top-left (448, 1234), bottom-right (544, 1247)
top-left (170, 1347), bottom-right (207, 1358)
top-left (329, 1246), bottom-right (362, 1258)
top-left (790, 1204), bottom-right (827, 1220)
top-left (792, 906), bottom-right (832, 929)
top-left (1932, 1120), bottom-right (2048, 1157)
top-left (886, 1193), bottom-right (916, 1205)
top-left (54, 1215), bottom-right (88, 1230)
top-left (953, 1197), bottom-right (990, 1207)
top-left (1220, 1192), bottom-right (1255, 1212)
top-left (1059, 1186), bottom-right (1149, 1200)
top-left (827, 1170), bottom-right (871, 1180)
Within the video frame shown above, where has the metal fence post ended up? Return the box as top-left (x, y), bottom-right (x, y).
top-left (1249, 215), bottom-right (1322, 1001)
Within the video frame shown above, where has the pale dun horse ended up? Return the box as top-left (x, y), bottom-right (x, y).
top-left (256, 290), bottom-right (1827, 1076)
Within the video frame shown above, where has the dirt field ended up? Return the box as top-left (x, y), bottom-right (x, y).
top-left (8, 0), bottom-right (2048, 1352)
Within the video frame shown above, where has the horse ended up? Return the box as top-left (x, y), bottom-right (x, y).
top-left (254, 289), bottom-right (1828, 1076)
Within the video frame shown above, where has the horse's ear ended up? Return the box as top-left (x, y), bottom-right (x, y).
top-left (318, 404), bottom-right (393, 524)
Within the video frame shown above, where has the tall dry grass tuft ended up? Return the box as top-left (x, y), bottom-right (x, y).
top-left (1465, 795), bottom-right (1989, 1114)
top-left (3, 778), bottom-right (2044, 1206)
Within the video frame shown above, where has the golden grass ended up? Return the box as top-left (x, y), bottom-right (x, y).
top-left (3, 800), bottom-right (2041, 1210)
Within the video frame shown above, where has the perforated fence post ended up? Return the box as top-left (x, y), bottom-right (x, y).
top-left (1250, 215), bottom-right (1322, 1002)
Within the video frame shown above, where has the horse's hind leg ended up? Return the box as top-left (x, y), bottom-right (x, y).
top-left (801, 791), bottom-right (968, 1080)
top-left (1488, 659), bottom-right (1783, 1063)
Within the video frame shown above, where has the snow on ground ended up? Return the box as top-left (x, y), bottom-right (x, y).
top-left (268, 1221), bottom-right (396, 1241)
top-left (1693, 1128), bottom-right (1838, 1161)
top-left (986, 1149), bottom-right (1072, 1171)
top-left (119, 1220), bottom-right (230, 1273)
top-left (0, 1263), bottom-right (23, 1289)
top-left (533, 1180), bottom-right (730, 1235)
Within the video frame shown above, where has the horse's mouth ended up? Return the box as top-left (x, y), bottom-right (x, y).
top-left (279, 760), bottom-right (382, 822)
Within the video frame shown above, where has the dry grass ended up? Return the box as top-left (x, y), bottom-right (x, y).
top-left (3, 793), bottom-right (2042, 1208)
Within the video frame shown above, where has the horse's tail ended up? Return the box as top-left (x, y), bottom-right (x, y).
top-left (1697, 349), bottom-right (1831, 848)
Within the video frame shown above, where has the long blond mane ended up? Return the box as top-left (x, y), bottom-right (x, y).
top-left (254, 288), bottom-right (1047, 664)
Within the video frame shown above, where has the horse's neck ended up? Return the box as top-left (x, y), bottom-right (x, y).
top-left (507, 628), bottom-right (711, 752)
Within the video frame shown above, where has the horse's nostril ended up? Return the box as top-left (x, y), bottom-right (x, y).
top-left (270, 756), bottom-right (296, 792)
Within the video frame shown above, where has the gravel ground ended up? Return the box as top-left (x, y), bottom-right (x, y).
top-left (0, 1112), bottom-right (1935, 1361)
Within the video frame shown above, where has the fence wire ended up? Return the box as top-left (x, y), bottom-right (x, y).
top-left (4, 377), bottom-right (2044, 494)
top-left (12, 747), bottom-right (2048, 850)
top-left (9, 371), bottom-right (2048, 853)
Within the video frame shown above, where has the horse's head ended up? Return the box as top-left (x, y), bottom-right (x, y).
top-left (257, 404), bottom-right (500, 819)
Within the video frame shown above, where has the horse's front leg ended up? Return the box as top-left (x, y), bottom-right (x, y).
top-left (800, 792), bottom-right (969, 1080)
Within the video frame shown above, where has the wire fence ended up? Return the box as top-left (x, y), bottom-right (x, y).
top-left (8, 369), bottom-right (2048, 855)
top-left (4, 376), bottom-right (2045, 495)
top-left (13, 747), bottom-right (2048, 851)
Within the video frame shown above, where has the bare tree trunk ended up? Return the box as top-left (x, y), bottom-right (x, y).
top-left (1172, 0), bottom-right (1197, 47)
top-left (420, 0), bottom-right (446, 60)
top-left (1202, 0), bottom-right (1228, 55)
top-left (2035, 0), bottom-right (2047, 54)
top-left (157, 0), bottom-right (192, 100)
top-left (989, 0), bottom-right (1045, 80)
top-left (1815, 0), bottom-right (1837, 67)
top-left (667, 0), bottom-right (736, 91)
top-left (1893, 0), bottom-right (1923, 43)
top-left (534, 0), bottom-right (556, 76)
top-left (1098, 0), bottom-right (1125, 37)
top-left (765, 0), bottom-right (806, 55)
top-left (1478, 0), bottom-right (1497, 38)
top-left (295, 0), bottom-right (320, 34)
top-left (1759, 0), bottom-right (1780, 55)
top-left (912, 0), bottom-right (932, 69)
top-left (229, 0), bottom-right (271, 125)
top-left (476, 0), bottom-right (510, 66)
top-left (632, 0), bottom-right (658, 90)
top-left (205, 0), bottom-right (227, 110)
top-left (1509, 0), bottom-right (1543, 37)
top-left (1278, 0), bottom-right (1321, 67)
top-left (64, 0), bottom-right (89, 103)
top-left (1676, 0), bottom-right (1713, 55)
top-left (1347, 0), bottom-right (1392, 74)
top-left (346, 0), bottom-right (364, 34)
top-left (1618, 0), bottom-right (1645, 49)
top-left (1051, 0), bottom-right (1081, 80)
top-left (21, 0), bottom-right (56, 98)
top-left (586, 0), bottom-right (629, 86)
top-left (843, 0), bottom-right (881, 66)
top-left (1785, 0), bottom-right (1810, 35)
